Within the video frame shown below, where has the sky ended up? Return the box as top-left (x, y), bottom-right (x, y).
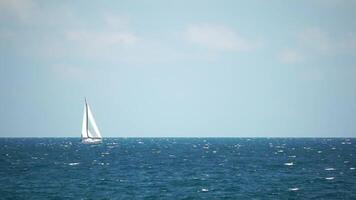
top-left (1, 0), bottom-right (356, 137)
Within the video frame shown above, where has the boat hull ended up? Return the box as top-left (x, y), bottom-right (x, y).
top-left (82, 138), bottom-right (102, 144)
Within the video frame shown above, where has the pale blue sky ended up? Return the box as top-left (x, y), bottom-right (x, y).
top-left (1, 0), bottom-right (356, 137)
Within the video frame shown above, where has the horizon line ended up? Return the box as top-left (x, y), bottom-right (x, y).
top-left (0, 136), bottom-right (354, 139)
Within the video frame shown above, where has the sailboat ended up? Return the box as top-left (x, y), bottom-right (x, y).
top-left (81, 99), bottom-right (102, 144)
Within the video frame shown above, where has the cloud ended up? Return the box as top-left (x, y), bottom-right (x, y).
top-left (51, 64), bottom-right (85, 80)
top-left (341, 34), bottom-right (356, 55)
top-left (65, 15), bottom-right (139, 47)
top-left (348, 40), bottom-right (356, 53)
top-left (278, 49), bottom-right (303, 64)
top-left (0, 28), bottom-right (13, 40)
top-left (352, 67), bottom-right (356, 77)
top-left (104, 14), bottom-right (130, 30)
top-left (0, 0), bottom-right (35, 22)
top-left (301, 68), bottom-right (324, 81)
top-left (66, 30), bottom-right (140, 47)
top-left (184, 24), bottom-right (254, 51)
top-left (297, 27), bottom-right (332, 53)
top-left (62, 15), bottom-right (141, 59)
top-left (312, 0), bottom-right (356, 7)
top-left (296, 27), bottom-right (356, 56)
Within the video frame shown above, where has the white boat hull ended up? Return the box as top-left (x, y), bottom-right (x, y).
top-left (82, 138), bottom-right (102, 144)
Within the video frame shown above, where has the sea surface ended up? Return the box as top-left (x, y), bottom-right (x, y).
top-left (0, 138), bottom-right (355, 199)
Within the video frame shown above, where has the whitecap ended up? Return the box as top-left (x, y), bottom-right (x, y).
top-left (325, 168), bottom-right (335, 171)
top-left (325, 177), bottom-right (334, 180)
top-left (284, 162), bottom-right (294, 166)
top-left (201, 188), bottom-right (209, 192)
top-left (68, 162), bottom-right (80, 166)
top-left (289, 188), bottom-right (299, 191)
top-left (350, 167), bottom-right (355, 170)
top-left (288, 155), bottom-right (296, 158)
top-left (317, 151), bottom-right (322, 153)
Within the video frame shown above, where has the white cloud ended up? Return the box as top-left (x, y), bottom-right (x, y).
top-left (348, 40), bottom-right (356, 53)
top-left (278, 49), bottom-right (303, 64)
top-left (352, 67), bottom-right (356, 77)
top-left (341, 34), bottom-right (356, 55)
top-left (66, 30), bottom-right (140, 47)
top-left (51, 64), bottom-right (85, 80)
top-left (62, 15), bottom-right (141, 59)
top-left (0, 0), bottom-right (35, 22)
top-left (0, 28), bottom-right (13, 40)
top-left (296, 27), bottom-right (356, 56)
top-left (184, 24), bottom-right (253, 51)
top-left (312, 0), bottom-right (355, 7)
top-left (104, 14), bottom-right (130, 30)
top-left (301, 68), bottom-right (324, 81)
top-left (298, 27), bottom-right (332, 53)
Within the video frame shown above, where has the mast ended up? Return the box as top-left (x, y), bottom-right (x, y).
top-left (85, 98), bottom-right (89, 138)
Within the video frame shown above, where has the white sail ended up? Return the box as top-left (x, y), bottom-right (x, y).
top-left (81, 99), bottom-right (102, 144)
top-left (81, 104), bottom-right (88, 138)
top-left (87, 104), bottom-right (102, 139)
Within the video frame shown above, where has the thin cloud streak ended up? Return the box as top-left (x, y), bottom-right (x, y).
top-left (278, 49), bottom-right (304, 64)
top-left (184, 24), bottom-right (256, 51)
top-left (0, 0), bottom-right (35, 22)
top-left (298, 27), bottom-right (332, 53)
top-left (66, 30), bottom-right (140, 47)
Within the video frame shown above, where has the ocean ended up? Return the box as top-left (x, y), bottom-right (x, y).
top-left (0, 138), bottom-right (355, 199)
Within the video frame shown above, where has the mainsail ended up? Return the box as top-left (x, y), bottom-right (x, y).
top-left (81, 99), bottom-right (102, 140)
top-left (87, 104), bottom-right (102, 138)
top-left (81, 104), bottom-right (88, 138)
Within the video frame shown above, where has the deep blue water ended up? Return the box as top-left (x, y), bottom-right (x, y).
top-left (0, 138), bottom-right (355, 199)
